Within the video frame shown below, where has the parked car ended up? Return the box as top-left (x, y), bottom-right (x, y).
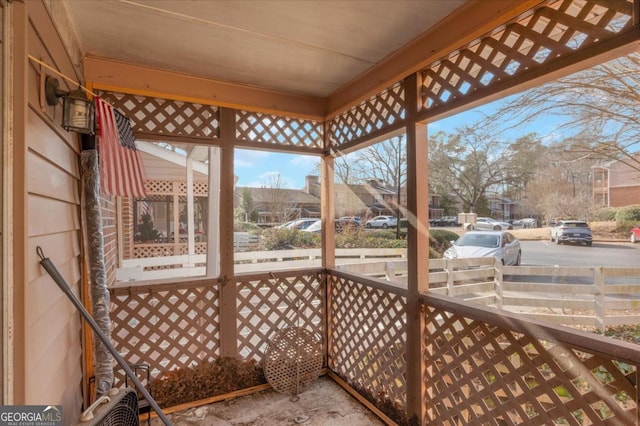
top-left (630, 224), bottom-right (640, 243)
top-left (365, 215), bottom-right (398, 229)
top-left (303, 218), bottom-right (359, 233)
top-left (431, 216), bottom-right (458, 227)
top-left (550, 220), bottom-right (592, 246)
top-left (513, 218), bottom-right (538, 229)
top-left (339, 216), bottom-right (361, 225)
top-left (443, 230), bottom-right (521, 265)
top-left (275, 218), bottom-right (319, 230)
top-left (473, 217), bottom-right (513, 231)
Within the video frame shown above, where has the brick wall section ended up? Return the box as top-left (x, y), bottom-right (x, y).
top-left (610, 186), bottom-right (640, 208)
top-left (100, 193), bottom-right (118, 287)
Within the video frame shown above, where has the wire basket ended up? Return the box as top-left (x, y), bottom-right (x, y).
top-left (264, 326), bottom-right (322, 400)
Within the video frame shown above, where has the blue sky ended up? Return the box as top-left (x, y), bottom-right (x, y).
top-left (234, 148), bottom-right (320, 188)
top-left (233, 94), bottom-right (571, 189)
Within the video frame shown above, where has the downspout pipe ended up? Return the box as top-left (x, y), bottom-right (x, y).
top-left (80, 134), bottom-right (113, 397)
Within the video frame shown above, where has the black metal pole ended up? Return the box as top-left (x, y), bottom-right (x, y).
top-left (37, 247), bottom-right (172, 426)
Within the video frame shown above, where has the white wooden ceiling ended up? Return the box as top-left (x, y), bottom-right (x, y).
top-left (64, 0), bottom-right (467, 98)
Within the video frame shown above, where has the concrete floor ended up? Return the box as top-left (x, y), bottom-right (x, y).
top-left (150, 376), bottom-right (386, 426)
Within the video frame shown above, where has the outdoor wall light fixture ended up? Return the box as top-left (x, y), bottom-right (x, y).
top-left (45, 76), bottom-right (95, 134)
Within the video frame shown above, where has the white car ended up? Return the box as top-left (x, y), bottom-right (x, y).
top-left (275, 218), bottom-right (319, 230)
top-left (444, 230), bottom-right (521, 265)
top-left (365, 215), bottom-right (398, 229)
top-left (472, 217), bottom-right (513, 231)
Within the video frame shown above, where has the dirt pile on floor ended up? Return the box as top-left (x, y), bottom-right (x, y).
top-left (150, 357), bottom-right (266, 408)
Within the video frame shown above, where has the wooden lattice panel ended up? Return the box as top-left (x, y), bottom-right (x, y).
top-left (420, 0), bottom-right (634, 115)
top-left (178, 181), bottom-right (209, 196)
top-left (175, 243), bottom-right (207, 256)
top-left (235, 110), bottom-right (323, 150)
top-left (422, 298), bottom-right (639, 425)
top-left (132, 244), bottom-right (175, 258)
top-left (236, 272), bottom-right (325, 362)
top-left (329, 83), bottom-right (405, 149)
top-left (110, 283), bottom-right (220, 381)
top-left (327, 273), bottom-right (407, 409)
top-left (145, 180), bottom-right (173, 196)
top-left (97, 91), bottom-right (220, 141)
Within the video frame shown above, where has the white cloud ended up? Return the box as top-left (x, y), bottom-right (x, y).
top-left (288, 155), bottom-right (320, 171)
top-left (235, 149), bottom-right (270, 168)
top-left (249, 171), bottom-right (296, 189)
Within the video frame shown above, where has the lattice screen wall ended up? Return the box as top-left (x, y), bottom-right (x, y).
top-left (328, 83), bottom-right (405, 150)
top-left (422, 295), bottom-right (639, 425)
top-left (327, 272), bottom-right (408, 411)
top-left (110, 270), bottom-right (324, 382)
top-left (110, 282), bottom-right (220, 383)
top-left (236, 272), bottom-right (325, 362)
top-left (235, 110), bottom-right (324, 151)
top-left (419, 0), bottom-right (634, 119)
top-left (96, 91), bottom-right (220, 143)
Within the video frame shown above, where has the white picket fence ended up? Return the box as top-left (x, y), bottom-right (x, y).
top-left (371, 257), bottom-right (640, 331)
top-left (117, 247), bottom-right (407, 281)
top-left (116, 247), bottom-right (640, 331)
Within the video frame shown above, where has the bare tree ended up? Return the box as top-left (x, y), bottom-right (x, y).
top-left (522, 141), bottom-right (594, 219)
top-left (429, 126), bottom-right (542, 213)
top-left (355, 136), bottom-right (406, 190)
top-left (261, 173), bottom-right (297, 223)
top-left (490, 53), bottom-right (640, 170)
top-left (333, 153), bottom-right (364, 184)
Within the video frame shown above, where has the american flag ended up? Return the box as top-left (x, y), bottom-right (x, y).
top-left (95, 97), bottom-right (146, 197)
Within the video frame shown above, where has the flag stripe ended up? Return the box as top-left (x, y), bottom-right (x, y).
top-left (96, 97), bottom-right (146, 197)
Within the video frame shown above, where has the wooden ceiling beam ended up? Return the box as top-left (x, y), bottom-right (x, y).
top-left (326, 0), bottom-right (547, 118)
top-left (83, 56), bottom-right (327, 121)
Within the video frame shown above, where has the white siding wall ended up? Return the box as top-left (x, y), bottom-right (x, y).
top-left (19, 1), bottom-right (84, 422)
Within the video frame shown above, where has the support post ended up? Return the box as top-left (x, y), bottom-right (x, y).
top-left (206, 147), bottom-right (221, 278)
top-left (404, 73), bottom-right (429, 424)
top-left (321, 122), bottom-right (336, 369)
top-left (594, 267), bottom-right (605, 334)
top-left (321, 149), bottom-right (335, 269)
top-left (495, 257), bottom-right (503, 309)
top-left (186, 157), bottom-right (195, 262)
top-left (219, 107), bottom-right (238, 358)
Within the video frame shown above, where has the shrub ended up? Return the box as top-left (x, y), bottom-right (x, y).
top-left (259, 228), bottom-right (319, 250)
top-left (592, 207), bottom-right (617, 222)
top-left (429, 229), bottom-right (458, 256)
top-left (234, 221), bottom-right (263, 233)
top-left (336, 228), bottom-right (407, 248)
top-left (256, 226), bottom-right (459, 255)
top-left (615, 205), bottom-right (640, 230)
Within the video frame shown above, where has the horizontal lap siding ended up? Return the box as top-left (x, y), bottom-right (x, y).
top-left (24, 1), bottom-right (84, 421)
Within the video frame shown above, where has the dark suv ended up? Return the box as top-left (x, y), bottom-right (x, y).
top-left (550, 220), bottom-right (592, 246)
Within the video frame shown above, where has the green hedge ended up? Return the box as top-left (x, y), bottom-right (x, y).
top-left (615, 205), bottom-right (640, 230)
top-left (251, 225), bottom-right (455, 257)
top-left (592, 207), bottom-right (617, 221)
top-left (259, 228), bottom-right (320, 250)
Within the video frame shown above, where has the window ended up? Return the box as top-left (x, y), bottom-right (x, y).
top-left (115, 142), bottom-right (220, 282)
top-left (234, 148), bottom-right (321, 271)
